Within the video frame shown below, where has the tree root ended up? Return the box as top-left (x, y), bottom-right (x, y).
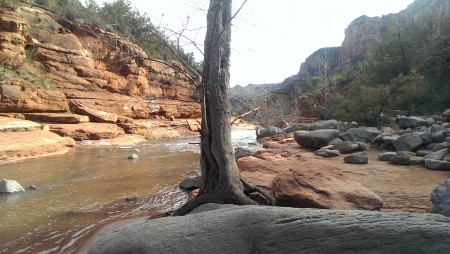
top-left (173, 177), bottom-right (274, 216)
top-left (240, 176), bottom-right (275, 206)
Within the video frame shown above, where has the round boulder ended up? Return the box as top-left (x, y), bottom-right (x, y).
top-left (294, 130), bottom-right (340, 149)
top-left (431, 180), bottom-right (450, 217)
top-left (0, 179), bottom-right (25, 194)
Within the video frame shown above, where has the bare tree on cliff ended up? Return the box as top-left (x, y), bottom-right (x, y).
top-left (173, 0), bottom-right (273, 216)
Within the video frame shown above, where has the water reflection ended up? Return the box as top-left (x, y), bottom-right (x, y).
top-left (0, 130), bottom-right (258, 253)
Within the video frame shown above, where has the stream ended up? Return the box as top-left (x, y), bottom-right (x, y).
top-left (0, 130), bottom-right (258, 254)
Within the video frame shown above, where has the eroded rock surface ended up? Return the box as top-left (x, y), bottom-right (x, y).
top-left (86, 205), bottom-right (450, 254)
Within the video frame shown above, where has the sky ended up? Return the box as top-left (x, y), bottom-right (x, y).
top-left (96, 0), bottom-right (415, 87)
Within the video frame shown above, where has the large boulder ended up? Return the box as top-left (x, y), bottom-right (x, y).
top-left (87, 204), bottom-right (450, 254)
top-left (340, 127), bottom-right (366, 142)
top-left (397, 116), bottom-right (429, 128)
top-left (307, 119), bottom-right (338, 131)
top-left (425, 160), bottom-right (450, 170)
top-left (431, 180), bottom-right (450, 217)
top-left (272, 159), bottom-right (382, 210)
top-left (392, 133), bottom-right (423, 152)
top-left (294, 130), bottom-right (340, 149)
top-left (0, 179), bottom-right (25, 194)
top-left (423, 148), bottom-right (449, 161)
top-left (359, 127), bottom-right (383, 142)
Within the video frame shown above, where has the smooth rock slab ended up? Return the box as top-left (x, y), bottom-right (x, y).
top-left (0, 179), bottom-right (25, 194)
top-left (272, 159), bottom-right (381, 210)
top-left (431, 180), bottom-right (450, 217)
top-left (87, 204), bottom-right (450, 254)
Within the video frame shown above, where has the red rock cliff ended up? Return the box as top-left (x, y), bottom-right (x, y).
top-left (0, 6), bottom-right (200, 119)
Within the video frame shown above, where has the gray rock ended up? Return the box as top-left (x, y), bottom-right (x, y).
top-left (378, 152), bottom-right (397, 161)
top-left (443, 123), bottom-right (450, 128)
top-left (235, 147), bottom-right (254, 159)
top-left (425, 159), bottom-right (450, 170)
top-left (128, 154), bottom-right (139, 159)
top-left (360, 127), bottom-right (383, 142)
top-left (307, 119), bottom-right (338, 131)
top-left (328, 138), bottom-right (343, 146)
top-left (399, 129), bottom-right (414, 135)
top-left (314, 149), bottom-right (340, 157)
top-left (372, 132), bottom-right (391, 143)
top-left (256, 126), bottom-right (283, 138)
top-left (416, 150), bottom-right (432, 157)
top-left (393, 133), bottom-right (423, 152)
top-left (87, 204), bottom-right (450, 254)
top-left (282, 123), bottom-right (310, 133)
top-left (432, 131), bottom-right (448, 143)
top-left (344, 152), bottom-right (368, 164)
top-left (28, 185), bottom-right (38, 190)
top-left (426, 118), bottom-right (435, 125)
top-left (133, 148), bottom-right (140, 152)
top-left (125, 194), bottom-right (139, 202)
top-left (340, 127), bottom-right (366, 142)
top-left (179, 176), bottom-right (202, 190)
top-left (396, 151), bottom-right (416, 158)
top-left (426, 143), bottom-right (438, 150)
top-left (382, 135), bottom-right (399, 145)
top-left (432, 142), bottom-right (450, 152)
top-left (333, 141), bottom-right (354, 154)
top-left (418, 126), bottom-right (429, 133)
top-left (0, 179), bottom-right (25, 194)
top-left (415, 132), bottom-right (432, 145)
top-left (431, 115), bottom-right (444, 122)
top-left (430, 124), bottom-right (447, 134)
top-left (398, 116), bottom-right (428, 128)
top-left (431, 180), bottom-right (450, 217)
top-left (423, 148), bottom-right (449, 161)
top-left (390, 156), bottom-right (411, 165)
top-left (294, 130), bottom-right (340, 149)
top-left (355, 142), bottom-right (370, 151)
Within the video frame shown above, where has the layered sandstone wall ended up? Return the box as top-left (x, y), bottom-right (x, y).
top-left (0, 6), bottom-right (200, 119)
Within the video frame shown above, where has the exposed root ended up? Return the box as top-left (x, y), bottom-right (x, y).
top-left (240, 176), bottom-right (275, 206)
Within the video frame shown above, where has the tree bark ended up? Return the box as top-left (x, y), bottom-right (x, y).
top-left (173, 0), bottom-right (272, 216)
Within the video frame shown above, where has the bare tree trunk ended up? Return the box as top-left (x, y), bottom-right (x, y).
top-left (174, 0), bottom-right (273, 216)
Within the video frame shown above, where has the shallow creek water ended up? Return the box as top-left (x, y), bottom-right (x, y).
top-left (0, 130), bottom-right (257, 254)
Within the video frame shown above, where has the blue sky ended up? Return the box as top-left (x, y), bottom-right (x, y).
top-left (96, 0), bottom-right (415, 87)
